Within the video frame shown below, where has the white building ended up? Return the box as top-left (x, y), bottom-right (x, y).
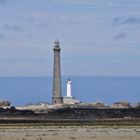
top-left (67, 79), bottom-right (72, 97)
top-left (63, 79), bottom-right (81, 105)
top-left (112, 101), bottom-right (131, 108)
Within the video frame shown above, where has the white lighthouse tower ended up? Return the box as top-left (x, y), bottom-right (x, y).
top-left (67, 79), bottom-right (72, 97)
top-left (63, 78), bottom-right (81, 104)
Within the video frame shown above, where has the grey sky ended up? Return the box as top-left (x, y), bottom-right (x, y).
top-left (0, 0), bottom-right (140, 76)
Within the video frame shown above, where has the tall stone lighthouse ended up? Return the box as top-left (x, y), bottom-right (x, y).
top-left (52, 40), bottom-right (63, 105)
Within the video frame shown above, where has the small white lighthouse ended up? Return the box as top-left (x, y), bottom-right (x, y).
top-left (67, 79), bottom-right (72, 97)
top-left (63, 78), bottom-right (81, 104)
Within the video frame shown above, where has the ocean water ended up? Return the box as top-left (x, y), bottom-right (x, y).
top-left (0, 76), bottom-right (140, 106)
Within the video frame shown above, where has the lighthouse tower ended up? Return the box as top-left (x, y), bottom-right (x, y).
top-left (67, 79), bottom-right (72, 97)
top-left (52, 40), bottom-right (63, 105)
top-left (63, 78), bottom-right (81, 104)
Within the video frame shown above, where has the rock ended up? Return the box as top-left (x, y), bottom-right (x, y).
top-left (0, 106), bottom-right (36, 116)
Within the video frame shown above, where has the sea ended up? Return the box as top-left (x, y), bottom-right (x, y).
top-left (0, 76), bottom-right (140, 106)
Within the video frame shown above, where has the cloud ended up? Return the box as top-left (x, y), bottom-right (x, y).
top-left (49, 0), bottom-right (103, 5)
top-left (3, 24), bottom-right (22, 31)
top-left (113, 33), bottom-right (127, 40)
top-left (113, 18), bottom-right (120, 26)
top-left (113, 17), bottom-right (140, 26)
top-left (0, 33), bottom-right (4, 39)
top-left (0, 58), bottom-right (46, 63)
top-left (0, 0), bottom-right (7, 4)
top-left (123, 17), bottom-right (140, 25)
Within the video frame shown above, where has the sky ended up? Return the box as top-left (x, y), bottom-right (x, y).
top-left (0, 0), bottom-right (140, 76)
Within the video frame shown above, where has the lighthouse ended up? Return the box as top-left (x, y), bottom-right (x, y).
top-left (67, 79), bottom-right (72, 97)
top-left (63, 78), bottom-right (81, 104)
top-left (52, 40), bottom-right (63, 105)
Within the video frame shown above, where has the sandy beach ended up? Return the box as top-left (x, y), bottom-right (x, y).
top-left (0, 125), bottom-right (140, 140)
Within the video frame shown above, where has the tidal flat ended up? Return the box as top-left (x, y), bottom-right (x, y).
top-left (0, 125), bottom-right (140, 140)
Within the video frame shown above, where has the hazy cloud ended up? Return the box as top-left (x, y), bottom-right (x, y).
top-left (0, 33), bottom-right (4, 39)
top-left (113, 17), bottom-right (140, 26)
top-left (0, 58), bottom-right (46, 63)
top-left (113, 33), bottom-right (127, 40)
top-left (49, 0), bottom-right (103, 5)
top-left (124, 17), bottom-right (140, 25)
top-left (3, 24), bottom-right (22, 31)
top-left (113, 18), bottom-right (120, 26)
top-left (0, 0), bottom-right (7, 4)
top-left (37, 22), bottom-right (48, 27)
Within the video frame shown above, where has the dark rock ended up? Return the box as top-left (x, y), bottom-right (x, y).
top-left (45, 107), bottom-right (140, 119)
top-left (0, 106), bottom-right (140, 120)
top-left (0, 106), bottom-right (36, 116)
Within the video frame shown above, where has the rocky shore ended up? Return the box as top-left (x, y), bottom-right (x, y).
top-left (0, 106), bottom-right (140, 125)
